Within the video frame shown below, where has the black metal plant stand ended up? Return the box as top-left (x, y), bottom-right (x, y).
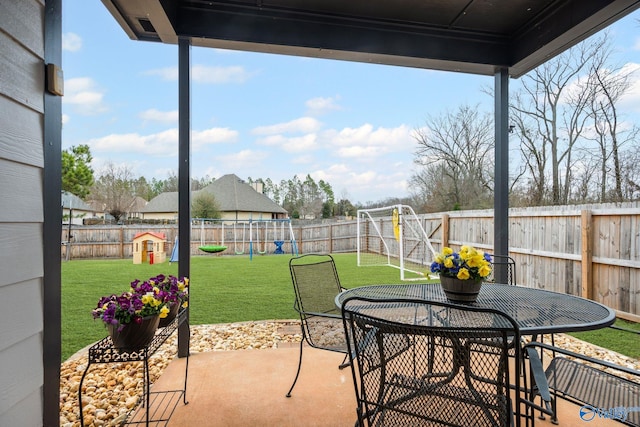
top-left (78, 308), bottom-right (189, 426)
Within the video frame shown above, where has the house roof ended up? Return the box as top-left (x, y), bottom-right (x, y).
top-left (142, 174), bottom-right (287, 215)
top-left (101, 0), bottom-right (640, 78)
top-left (199, 174), bottom-right (287, 214)
top-left (61, 191), bottom-right (92, 211)
top-left (127, 196), bottom-right (148, 212)
top-left (141, 191), bottom-right (179, 213)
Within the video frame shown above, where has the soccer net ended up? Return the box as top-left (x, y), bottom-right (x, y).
top-left (357, 205), bottom-right (437, 280)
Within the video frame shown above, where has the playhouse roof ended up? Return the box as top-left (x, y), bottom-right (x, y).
top-left (133, 232), bottom-right (166, 241)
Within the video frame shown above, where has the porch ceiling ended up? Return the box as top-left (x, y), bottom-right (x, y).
top-left (102, 0), bottom-right (640, 78)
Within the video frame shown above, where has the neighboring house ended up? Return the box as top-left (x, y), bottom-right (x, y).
top-left (127, 196), bottom-right (148, 220)
top-left (86, 196), bottom-right (148, 223)
top-left (141, 174), bottom-right (288, 221)
top-left (61, 192), bottom-right (94, 225)
top-left (139, 192), bottom-right (180, 221)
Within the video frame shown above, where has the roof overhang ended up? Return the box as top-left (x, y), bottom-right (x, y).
top-left (102, 0), bottom-right (639, 78)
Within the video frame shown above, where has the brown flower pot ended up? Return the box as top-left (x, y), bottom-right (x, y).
top-left (440, 276), bottom-right (482, 303)
top-left (108, 315), bottom-right (160, 351)
top-left (158, 302), bottom-right (180, 328)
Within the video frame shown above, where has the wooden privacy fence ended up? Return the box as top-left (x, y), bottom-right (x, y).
top-left (62, 205), bottom-right (639, 319)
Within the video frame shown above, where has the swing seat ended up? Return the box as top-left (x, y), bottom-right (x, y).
top-left (199, 245), bottom-right (227, 254)
top-left (273, 240), bottom-right (285, 254)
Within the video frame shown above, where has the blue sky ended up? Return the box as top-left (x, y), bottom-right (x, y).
top-left (62, 2), bottom-right (640, 204)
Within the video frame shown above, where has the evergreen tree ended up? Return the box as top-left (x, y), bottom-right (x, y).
top-left (62, 144), bottom-right (94, 199)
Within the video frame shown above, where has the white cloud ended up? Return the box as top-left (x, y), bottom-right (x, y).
top-left (292, 154), bottom-right (314, 164)
top-left (619, 62), bottom-right (640, 112)
top-left (89, 132), bottom-right (170, 156)
top-left (336, 145), bottom-right (387, 158)
top-left (308, 166), bottom-right (409, 203)
top-left (252, 117), bottom-right (322, 135)
top-left (305, 96), bottom-right (342, 115)
top-left (328, 124), bottom-right (412, 148)
top-left (144, 65), bottom-right (253, 84)
top-left (139, 109), bottom-right (178, 123)
top-left (192, 127), bottom-right (238, 150)
top-left (215, 149), bottom-right (269, 169)
top-left (144, 67), bottom-right (178, 81)
top-left (256, 135), bottom-right (287, 147)
top-left (62, 32), bottom-right (82, 52)
top-left (319, 124), bottom-right (414, 162)
top-left (88, 127), bottom-right (238, 157)
top-left (255, 133), bottom-right (318, 152)
top-left (63, 77), bottom-right (107, 115)
top-left (280, 134), bottom-right (318, 153)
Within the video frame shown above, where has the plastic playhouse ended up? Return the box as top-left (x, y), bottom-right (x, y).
top-left (132, 232), bottom-right (167, 264)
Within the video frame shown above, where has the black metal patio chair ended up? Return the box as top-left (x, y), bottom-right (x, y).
top-left (485, 254), bottom-right (517, 286)
top-left (342, 296), bottom-right (539, 427)
top-left (525, 341), bottom-right (640, 426)
top-left (285, 254), bottom-right (350, 397)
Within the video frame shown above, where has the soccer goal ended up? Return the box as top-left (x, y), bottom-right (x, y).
top-left (357, 204), bottom-right (437, 280)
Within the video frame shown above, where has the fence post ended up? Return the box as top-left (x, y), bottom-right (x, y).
top-left (329, 224), bottom-right (333, 253)
top-left (581, 210), bottom-right (593, 299)
top-left (297, 226), bottom-right (303, 254)
top-left (441, 213), bottom-right (450, 248)
top-left (120, 226), bottom-right (125, 259)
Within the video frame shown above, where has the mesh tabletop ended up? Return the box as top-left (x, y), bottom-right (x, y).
top-left (336, 284), bottom-right (616, 335)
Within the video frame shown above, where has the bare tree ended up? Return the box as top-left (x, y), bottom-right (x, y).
top-left (622, 150), bottom-right (640, 201)
top-left (90, 162), bottom-right (135, 222)
top-left (583, 37), bottom-right (639, 202)
top-left (510, 36), bottom-right (604, 205)
top-left (411, 105), bottom-right (494, 210)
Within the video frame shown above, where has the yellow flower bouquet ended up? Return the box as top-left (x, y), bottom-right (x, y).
top-left (430, 245), bottom-right (492, 281)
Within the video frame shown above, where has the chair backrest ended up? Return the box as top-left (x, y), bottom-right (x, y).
top-left (289, 254), bottom-right (346, 352)
top-left (342, 296), bottom-right (521, 427)
top-left (290, 254), bottom-right (343, 316)
top-left (487, 254), bottom-right (517, 286)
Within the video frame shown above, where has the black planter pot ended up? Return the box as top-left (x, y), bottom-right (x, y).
top-left (108, 315), bottom-right (160, 351)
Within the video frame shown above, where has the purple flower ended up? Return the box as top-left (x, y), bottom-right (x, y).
top-left (93, 274), bottom-right (189, 329)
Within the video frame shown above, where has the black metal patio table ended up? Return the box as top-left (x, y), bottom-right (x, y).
top-left (336, 283), bottom-right (616, 335)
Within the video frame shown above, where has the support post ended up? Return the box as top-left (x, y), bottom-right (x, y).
top-left (43, 1), bottom-right (63, 424)
top-left (177, 37), bottom-right (191, 358)
top-left (494, 68), bottom-right (510, 283)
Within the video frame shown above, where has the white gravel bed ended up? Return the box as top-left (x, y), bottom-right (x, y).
top-left (60, 321), bottom-right (639, 427)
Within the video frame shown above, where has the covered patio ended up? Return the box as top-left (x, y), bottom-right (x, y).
top-left (63, 321), bottom-right (636, 426)
top-left (159, 346), bottom-right (625, 427)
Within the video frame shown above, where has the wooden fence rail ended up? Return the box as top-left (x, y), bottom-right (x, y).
top-left (62, 205), bottom-right (640, 319)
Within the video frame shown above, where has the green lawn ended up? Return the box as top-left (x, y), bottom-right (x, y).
top-left (569, 319), bottom-right (640, 359)
top-left (62, 254), bottom-right (638, 361)
top-left (61, 253), bottom-right (415, 360)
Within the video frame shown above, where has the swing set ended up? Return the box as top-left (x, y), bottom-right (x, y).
top-left (195, 218), bottom-right (298, 260)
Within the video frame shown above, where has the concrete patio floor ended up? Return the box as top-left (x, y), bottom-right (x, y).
top-left (143, 343), bottom-right (623, 427)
